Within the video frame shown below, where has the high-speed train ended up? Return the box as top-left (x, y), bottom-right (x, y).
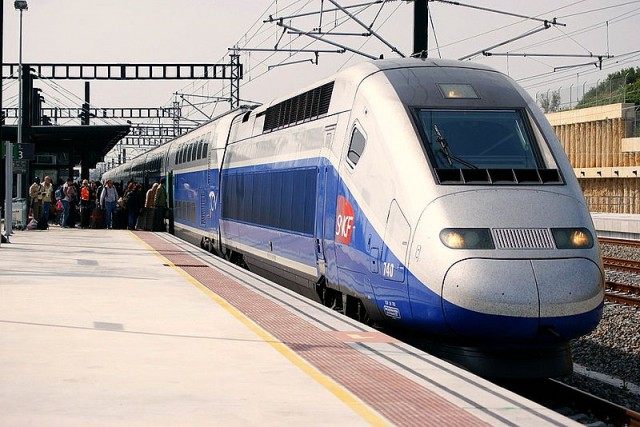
top-left (103, 58), bottom-right (604, 378)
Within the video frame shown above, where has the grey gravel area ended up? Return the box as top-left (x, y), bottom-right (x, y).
top-left (562, 304), bottom-right (640, 412)
top-left (558, 242), bottom-right (640, 413)
top-left (601, 243), bottom-right (640, 261)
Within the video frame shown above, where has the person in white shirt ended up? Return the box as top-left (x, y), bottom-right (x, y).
top-left (99, 179), bottom-right (119, 229)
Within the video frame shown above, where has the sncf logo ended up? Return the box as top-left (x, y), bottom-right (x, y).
top-left (336, 195), bottom-right (355, 245)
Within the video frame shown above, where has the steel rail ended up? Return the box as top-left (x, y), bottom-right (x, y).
top-left (603, 257), bottom-right (640, 275)
top-left (599, 237), bottom-right (640, 248)
top-left (502, 379), bottom-right (640, 426)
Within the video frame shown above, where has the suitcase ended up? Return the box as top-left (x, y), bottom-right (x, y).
top-left (36, 215), bottom-right (49, 230)
top-left (80, 206), bottom-right (91, 228)
top-left (89, 207), bottom-right (105, 229)
top-left (67, 207), bottom-right (77, 228)
top-left (152, 208), bottom-right (166, 232)
top-left (136, 207), bottom-right (153, 231)
top-left (113, 207), bottom-right (127, 229)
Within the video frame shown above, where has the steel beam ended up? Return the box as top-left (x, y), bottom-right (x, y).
top-left (3, 107), bottom-right (181, 120)
top-left (2, 62), bottom-right (243, 80)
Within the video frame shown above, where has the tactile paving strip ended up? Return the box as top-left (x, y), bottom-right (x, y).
top-left (137, 232), bottom-right (490, 427)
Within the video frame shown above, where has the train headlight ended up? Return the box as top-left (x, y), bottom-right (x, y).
top-left (439, 228), bottom-right (495, 249)
top-left (551, 228), bottom-right (594, 249)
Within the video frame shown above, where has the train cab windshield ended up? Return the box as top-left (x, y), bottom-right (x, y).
top-left (415, 109), bottom-right (562, 184)
top-left (417, 110), bottom-right (542, 170)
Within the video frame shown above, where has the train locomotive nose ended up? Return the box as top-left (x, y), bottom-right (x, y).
top-left (441, 258), bottom-right (603, 340)
top-left (409, 189), bottom-right (605, 343)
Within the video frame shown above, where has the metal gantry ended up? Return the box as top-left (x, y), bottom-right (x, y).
top-left (1, 61), bottom-right (244, 170)
top-left (2, 107), bottom-right (181, 120)
top-left (2, 62), bottom-right (243, 81)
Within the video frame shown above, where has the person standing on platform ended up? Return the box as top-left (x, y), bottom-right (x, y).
top-left (137, 182), bottom-right (158, 231)
top-left (40, 176), bottom-right (53, 224)
top-left (154, 178), bottom-right (167, 209)
top-left (61, 177), bottom-right (73, 227)
top-left (145, 183), bottom-right (159, 208)
top-left (89, 181), bottom-right (98, 207)
top-left (153, 178), bottom-right (168, 231)
top-left (100, 179), bottom-right (119, 229)
top-left (63, 178), bottom-right (78, 227)
top-left (79, 180), bottom-right (92, 228)
top-left (125, 183), bottom-right (141, 230)
top-left (29, 177), bottom-right (43, 222)
top-left (95, 181), bottom-right (104, 208)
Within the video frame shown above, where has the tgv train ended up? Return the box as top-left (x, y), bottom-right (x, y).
top-left (103, 58), bottom-right (604, 378)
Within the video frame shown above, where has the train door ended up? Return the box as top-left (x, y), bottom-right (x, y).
top-left (167, 171), bottom-right (174, 234)
top-left (381, 200), bottom-right (410, 283)
top-left (319, 125), bottom-right (339, 286)
top-left (377, 200), bottom-right (411, 319)
top-left (206, 136), bottom-right (219, 234)
top-left (315, 166), bottom-right (327, 276)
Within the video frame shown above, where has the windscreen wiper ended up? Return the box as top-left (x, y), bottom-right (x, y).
top-left (433, 125), bottom-right (478, 169)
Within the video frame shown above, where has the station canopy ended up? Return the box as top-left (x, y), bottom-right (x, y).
top-left (2, 124), bottom-right (130, 168)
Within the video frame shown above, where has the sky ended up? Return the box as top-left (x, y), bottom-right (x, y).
top-left (2, 0), bottom-right (639, 160)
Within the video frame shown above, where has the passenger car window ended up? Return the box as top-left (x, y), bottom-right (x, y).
top-left (347, 127), bottom-right (366, 166)
top-left (197, 141), bottom-right (204, 159)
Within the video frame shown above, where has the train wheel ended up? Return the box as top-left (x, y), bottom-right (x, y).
top-left (319, 285), bottom-right (342, 312)
top-left (223, 249), bottom-right (246, 268)
top-left (344, 295), bottom-right (371, 325)
top-left (207, 239), bottom-right (217, 255)
top-left (356, 300), bottom-right (371, 325)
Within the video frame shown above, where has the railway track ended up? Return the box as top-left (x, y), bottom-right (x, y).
top-left (603, 257), bottom-right (640, 275)
top-left (601, 255), bottom-right (640, 307)
top-left (599, 236), bottom-right (640, 248)
top-left (502, 379), bottom-right (640, 426)
top-left (598, 238), bottom-right (640, 308)
top-left (605, 283), bottom-right (640, 307)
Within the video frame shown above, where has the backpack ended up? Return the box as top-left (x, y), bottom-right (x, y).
top-left (55, 187), bottom-right (63, 200)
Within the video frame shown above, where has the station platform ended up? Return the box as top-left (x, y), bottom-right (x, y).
top-left (0, 227), bottom-right (579, 426)
top-left (591, 212), bottom-right (640, 240)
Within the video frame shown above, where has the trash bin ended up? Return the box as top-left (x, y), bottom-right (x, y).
top-left (12, 198), bottom-right (28, 230)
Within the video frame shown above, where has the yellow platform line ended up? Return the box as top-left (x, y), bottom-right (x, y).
top-left (132, 232), bottom-right (390, 427)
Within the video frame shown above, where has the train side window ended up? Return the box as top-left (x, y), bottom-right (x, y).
top-left (347, 126), bottom-right (367, 167)
top-left (197, 141), bottom-right (204, 159)
top-left (188, 144), bottom-right (194, 162)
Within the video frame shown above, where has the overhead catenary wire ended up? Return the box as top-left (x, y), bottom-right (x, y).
top-left (99, 0), bottom-right (639, 165)
top-left (156, 2), bottom-right (640, 120)
top-left (518, 49), bottom-right (640, 91)
top-left (179, 0), bottom-right (390, 119)
top-left (171, 0), bottom-right (640, 127)
top-left (556, 0), bottom-right (640, 18)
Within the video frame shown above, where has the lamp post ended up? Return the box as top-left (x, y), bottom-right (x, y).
top-left (5, 0), bottom-right (28, 238)
top-left (16, 1), bottom-right (27, 199)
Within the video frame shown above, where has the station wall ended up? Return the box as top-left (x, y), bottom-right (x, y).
top-left (546, 103), bottom-right (640, 214)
